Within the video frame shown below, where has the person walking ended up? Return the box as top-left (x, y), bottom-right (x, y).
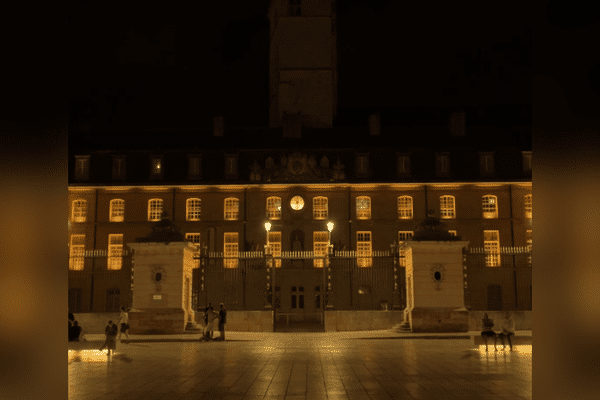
top-left (117, 306), bottom-right (130, 344)
top-left (481, 313), bottom-right (498, 352)
top-left (99, 320), bottom-right (118, 355)
top-left (69, 321), bottom-right (83, 342)
top-left (217, 303), bottom-right (227, 341)
top-left (205, 306), bottom-right (219, 341)
top-left (498, 314), bottom-right (516, 351)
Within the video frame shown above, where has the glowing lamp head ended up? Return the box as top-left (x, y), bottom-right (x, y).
top-left (327, 222), bottom-right (334, 232)
top-left (265, 222), bottom-right (271, 232)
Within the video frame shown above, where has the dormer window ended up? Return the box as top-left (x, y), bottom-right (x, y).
top-left (397, 153), bottom-right (411, 176)
top-left (479, 152), bottom-right (495, 177)
top-left (225, 154), bottom-right (238, 179)
top-left (436, 153), bottom-right (450, 176)
top-left (112, 156), bottom-right (126, 180)
top-left (188, 155), bottom-right (201, 179)
top-left (151, 156), bottom-right (163, 179)
top-left (75, 156), bottom-right (90, 181)
top-left (355, 154), bottom-right (369, 178)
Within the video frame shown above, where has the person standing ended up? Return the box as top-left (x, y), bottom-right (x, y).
top-left (217, 303), bottom-right (227, 341)
top-left (69, 321), bottom-right (83, 342)
top-left (99, 320), bottom-right (118, 355)
top-left (205, 306), bottom-right (219, 340)
top-left (481, 313), bottom-right (498, 352)
top-left (117, 306), bottom-right (130, 344)
top-left (498, 314), bottom-right (516, 351)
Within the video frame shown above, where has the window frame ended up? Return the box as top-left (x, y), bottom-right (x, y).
top-left (356, 196), bottom-right (371, 220)
top-left (72, 199), bottom-right (87, 223)
top-left (148, 198), bottom-right (163, 221)
top-left (313, 196), bottom-right (328, 220)
top-left (69, 234), bottom-right (85, 271)
top-left (186, 198), bottom-right (201, 221)
top-left (484, 230), bottom-right (501, 267)
top-left (356, 231), bottom-right (372, 267)
top-left (524, 194), bottom-right (532, 219)
top-left (482, 195), bottom-right (498, 219)
top-left (107, 234), bottom-right (124, 270)
top-left (109, 199), bottom-right (125, 222)
top-left (224, 197), bottom-right (239, 220)
top-left (397, 196), bottom-right (413, 219)
top-left (266, 196), bottom-right (282, 220)
top-left (224, 232), bottom-right (239, 268)
top-left (440, 195), bottom-right (456, 219)
top-left (313, 231), bottom-right (329, 268)
top-left (267, 231), bottom-right (282, 268)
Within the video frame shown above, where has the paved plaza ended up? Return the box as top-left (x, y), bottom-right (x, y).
top-left (68, 331), bottom-right (532, 400)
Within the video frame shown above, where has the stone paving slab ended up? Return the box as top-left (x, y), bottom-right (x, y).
top-left (69, 330), bottom-right (532, 400)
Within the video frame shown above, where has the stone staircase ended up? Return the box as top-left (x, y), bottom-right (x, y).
top-left (391, 321), bottom-right (412, 333)
top-left (185, 320), bottom-right (203, 332)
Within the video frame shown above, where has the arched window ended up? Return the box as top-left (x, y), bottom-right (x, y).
top-left (440, 195), bottom-right (455, 219)
top-left (109, 199), bottom-right (125, 222)
top-left (148, 199), bottom-right (163, 221)
top-left (397, 196), bottom-right (413, 219)
top-left (356, 196), bottom-right (371, 220)
top-left (72, 200), bottom-right (87, 222)
top-left (524, 194), bottom-right (532, 219)
top-left (266, 196), bottom-right (282, 220)
top-left (186, 198), bottom-right (201, 221)
top-left (313, 196), bottom-right (328, 220)
top-left (482, 195), bottom-right (498, 219)
top-left (224, 198), bottom-right (239, 220)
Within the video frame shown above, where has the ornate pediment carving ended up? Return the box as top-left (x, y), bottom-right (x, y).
top-left (259, 152), bottom-right (345, 182)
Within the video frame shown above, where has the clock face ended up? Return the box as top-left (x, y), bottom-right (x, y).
top-left (290, 195), bottom-right (304, 210)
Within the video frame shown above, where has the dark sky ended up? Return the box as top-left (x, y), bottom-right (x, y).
top-left (67, 0), bottom-right (599, 141)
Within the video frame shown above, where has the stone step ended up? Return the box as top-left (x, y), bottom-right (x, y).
top-left (390, 323), bottom-right (412, 333)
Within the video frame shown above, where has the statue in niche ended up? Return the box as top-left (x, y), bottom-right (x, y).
top-left (265, 156), bottom-right (275, 169)
top-left (291, 229), bottom-right (304, 251)
top-left (249, 160), bottom-right (262, 181)
top-left (320, 155), bottom-right (329, 169)
top-left (332, 158), bottom-right (345, 180)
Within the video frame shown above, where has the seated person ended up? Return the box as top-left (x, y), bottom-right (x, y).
top-left (480, 313), bottom-right (497, 351)
top-left (69, 321), bottom-right (83, 342)
top-left (498, 314), bottom-right (516, 350)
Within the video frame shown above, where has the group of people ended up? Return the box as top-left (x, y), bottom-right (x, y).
top-left (481, 313), bottom-right (516, 351)
top-left (99, 306), bottom-right (130, 355)
top-left (200, 303), bottom-right (227, 341)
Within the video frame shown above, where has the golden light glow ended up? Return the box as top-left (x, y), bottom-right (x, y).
top-left (327, 222), bottom-right (334, 232)
top-left (265, 222), bottom-right (271, 232)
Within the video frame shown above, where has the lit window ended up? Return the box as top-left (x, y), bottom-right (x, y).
top-left (186, 233), bottom-right (201, 269)
top-left (224, 198), bottom-right (239, 220)
top-left (356, 196), bottom-right (371, 220)
top-left (448, 230), bottom-right (457, 237)
top-left (482, 195), bottom-right (498, 219)
top-left (526, 229), bottom-right (532, 264)
top-left (148, 199), bottom-right (163, 221)
top-left (267, 196), bottom-right (282, 220)
top-left (313, 196), bottom-right (328, 220)
top-left (72, 200), bottom-right (87, 222)
top-left (267, 231), bottom-right (282, 268)
top-left (69, 234), bottom-right (85, 271)
top-left (313, 231), bottom-right (329, 268)
top-left (152, 158), bottom-right (162, 174)
top-left (398, 196), bottom-right (413, 219)
top-left (109, 199), bottom-right (125, 222)
top-left (108, 234), bottom-right (123, 270)
top-left (357, 231), bottom-right (372, 267)
top-left (484, 230), bottom-right (501, 267)
top-left (398, 231), bottom-right (413, 267)
top-left (524, 194), bottom-right (532, 219)
top-left (224, 232), bottom-right (239, 268)
top-left (186, 198), bottom-right (201, 221)
top-left (440, 195), bottom-right (455, 219)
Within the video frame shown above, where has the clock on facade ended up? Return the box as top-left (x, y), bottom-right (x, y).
top-left (290, 195), bottom-right (304, 210)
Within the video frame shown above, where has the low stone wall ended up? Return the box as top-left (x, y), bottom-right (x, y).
top-left (409, 307), bottom-right (469, 333)
top-left (72, 313), bottom-right (122, 334)
top-left (128, 308), bottom-right (186, 334)
top-left (468, 311), bottom-right (532, 331)
top-left (324, 310), bottom-right (404, 332)
top-left (196, 311), bottom-right (273, 332)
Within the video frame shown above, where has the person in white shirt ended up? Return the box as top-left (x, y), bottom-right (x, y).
top-left (117, 306), bottom-right (130, 344)
top-left (498, 314), bottom-right (516, 351)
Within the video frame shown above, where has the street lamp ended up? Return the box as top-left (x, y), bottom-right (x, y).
top-left (325, 222), bottom-right (334, 309)
top-left (264, 222), bottom-right (273, 310)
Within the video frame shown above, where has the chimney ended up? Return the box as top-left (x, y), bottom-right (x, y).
top-left (282, 112), bottom-right (301, 138)
top-left (448, 111), bottom-right (466, 137)
top-left (213, 116), bottom-right (224, 137)
top-left (369, 114), bottom-right (380, 136)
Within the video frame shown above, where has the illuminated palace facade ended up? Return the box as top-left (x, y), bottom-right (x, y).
top-left (68, 124), bottom-right (532, 314)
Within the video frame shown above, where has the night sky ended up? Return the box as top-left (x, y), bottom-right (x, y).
top-left (67, 0), bottom-right (596, 147)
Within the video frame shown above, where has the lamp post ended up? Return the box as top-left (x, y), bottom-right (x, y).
top-left (264, 222), bottom-right (273, 309)
top-left (325, 222), bottom-right (334, 309)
